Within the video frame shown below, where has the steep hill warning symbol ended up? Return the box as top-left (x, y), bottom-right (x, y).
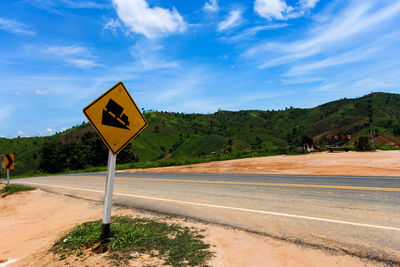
top-left (102, 99), bottom-right (130, 130)
top-left (83, 81), bottom-right (148, 155)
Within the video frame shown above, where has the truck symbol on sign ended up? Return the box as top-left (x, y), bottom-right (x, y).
top-left (102, 99), bottom-right (130, 130)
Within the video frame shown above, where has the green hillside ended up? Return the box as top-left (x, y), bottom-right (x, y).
top-left (2, 92), bottom-right (400, 176)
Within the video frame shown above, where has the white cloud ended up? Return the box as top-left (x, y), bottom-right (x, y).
top-left (130, 41), bottom-right (180, 71)
top-left (222, 24), bottom-right (288, 42)
top-left (44, 45), bottom-right (87, 56)
top-left (13, 91), bottom-right (23, 96)
top-left (16, 130), bottom-right (29, 137)
top-left (12, 89), bottom-right (50, 96)
top-left (218, 9), bottom-right (243, 31)
top-left (104, 18), bottom-right (121, 34)
top-left (35, 89), bottom-right (49, 95)
top-left (173, 99), bottom-right (224, 113)
top-left (284, 35), bottom-right (396, 78)
top-left (253, 0), bottom-right (319, 20)
top-left (0, 18), bottom-right (35, 35)
top-left (351, 70), bottom-right (400, 92)
top-left (300, 0), bottom-right (318, 9)
top-left (311, 64), bottom-right (400, 93)
top-left (89, 40), bottom-right (180, 85)
top-left (154, 71), bottom-right (203, 102)
top-left (112, 0), bottom-right (187, 39)
top-left (43, 45), bottom-right (101, 69)
top-left (67, 58), bottom-right (99, 68)
top-left (126, 65), bottom-right (224, 113)
top-left (241, 0), bottom-right (400, 99)
top-left (244, 1), bottom-right (400, 69)
top-left (204, 0), bottom-right (219, 13)
top-left (60, 0), bottom-right (109, 9)
top-left (254, 0), bottom-right (289, 20)
top-left (37, 128), bottom-right (57, 136)
top-left (26, 0), bottom-right (109, 10)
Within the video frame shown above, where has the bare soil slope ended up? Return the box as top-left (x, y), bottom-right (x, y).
top-left (0, 187), bottom-right (381, 266)
top-left (123, 150), bottom-right (400, 176)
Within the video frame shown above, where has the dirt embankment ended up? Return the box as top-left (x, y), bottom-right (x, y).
top-left (122, 150), bottom-right (400, 177)
top-left (0, 188), bottom-right (382, 266)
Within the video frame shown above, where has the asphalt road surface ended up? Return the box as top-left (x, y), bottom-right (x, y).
top-left (8, 172), bottom-right (400, 264)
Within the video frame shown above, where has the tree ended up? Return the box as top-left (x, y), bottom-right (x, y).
top-left (39, 139), bottom-right (67, 173)
top-left (39, 131), bottom-right (139, 174)
top-left (80, 131), bottom-right (137, 166)
top-left (80, 131), bottom-right (109, 167)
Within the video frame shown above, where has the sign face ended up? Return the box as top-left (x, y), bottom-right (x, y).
top-left (3, 153), bottom-right (14, 170)
top-left (83, 82), bottom-right (148, 155)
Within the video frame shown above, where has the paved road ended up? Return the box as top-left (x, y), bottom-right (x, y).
top-left (9, 172), bottom-right (400, 264)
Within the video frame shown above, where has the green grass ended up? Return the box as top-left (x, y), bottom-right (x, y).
top-left (0, 184), bottom-right (35, 197)
top-left (375, 145), bottom-right (400, 150)
top-left (52, 216), bottom-right (213, 266)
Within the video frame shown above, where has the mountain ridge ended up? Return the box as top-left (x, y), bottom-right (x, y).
top-left (1, 92), bottom-right (400, 176)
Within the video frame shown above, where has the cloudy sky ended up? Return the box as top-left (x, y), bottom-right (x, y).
top-left (0, 0), bottom-right (399, 137)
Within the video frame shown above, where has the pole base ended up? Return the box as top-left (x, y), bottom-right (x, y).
top-left (100, 223), bottom-right (111, 252)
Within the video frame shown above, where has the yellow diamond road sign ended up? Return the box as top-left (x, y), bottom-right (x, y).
top-left (83, 82), bottom-right (148, 155)
top-left (2, 153), bottom-right (14, 170)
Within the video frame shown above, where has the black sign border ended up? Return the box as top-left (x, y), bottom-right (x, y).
top-left (83, 82), bottom-right (148, 155)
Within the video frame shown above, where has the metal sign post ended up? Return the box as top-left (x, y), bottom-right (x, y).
top-left (100, 150), bottom-right (116, 249)
top-left (83, 82), bottom-right (148, 252)
top-left (7, 169), bottom-right (9, 188)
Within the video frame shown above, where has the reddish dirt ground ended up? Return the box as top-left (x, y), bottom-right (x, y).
top-left (122, 150), bottom-right (400, 177)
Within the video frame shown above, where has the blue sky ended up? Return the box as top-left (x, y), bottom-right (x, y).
top-left (0, 0), bottom-right (399, 137)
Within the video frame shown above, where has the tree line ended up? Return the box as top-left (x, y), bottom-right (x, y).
top-left (39, 131), bottom-right (138, 173)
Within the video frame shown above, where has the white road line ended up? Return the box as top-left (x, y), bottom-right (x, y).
top-left (0, 258), bottom-right (20, 267)
top-left (19, 181), bottom-right (400, 232)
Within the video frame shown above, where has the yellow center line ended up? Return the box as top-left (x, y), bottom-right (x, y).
top-left (68, 176), bottom-right (400, 192)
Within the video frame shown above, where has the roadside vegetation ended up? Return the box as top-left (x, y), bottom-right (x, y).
top-left (0, 184), bottom-right (35, 197)
top-left (52, 215), bottom-right (213, 266)
top-left (2, 92), bottom-right (400, 177)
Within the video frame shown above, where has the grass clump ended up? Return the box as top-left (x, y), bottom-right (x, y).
top-left (52, 216), bottom-right (213, 266)
top-left (0, 184), bottom-right (35, 197)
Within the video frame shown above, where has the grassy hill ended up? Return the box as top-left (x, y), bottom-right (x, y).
top-left (2, 92), bottom-right (400, 176)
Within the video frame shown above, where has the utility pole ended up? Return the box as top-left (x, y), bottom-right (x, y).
top-left (370, 130), bottom-right (375, 150)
